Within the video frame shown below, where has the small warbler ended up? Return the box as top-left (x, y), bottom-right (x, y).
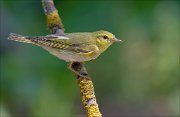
top-left (8, 30), bottom-right (122, 62)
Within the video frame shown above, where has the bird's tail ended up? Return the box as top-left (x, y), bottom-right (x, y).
top-left (8, 33), bottom-right (34, 44)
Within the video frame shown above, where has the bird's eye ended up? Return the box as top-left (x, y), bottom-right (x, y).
top-left (103, 35), bottom-right (108, 39)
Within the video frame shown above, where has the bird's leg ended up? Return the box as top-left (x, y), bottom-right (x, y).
top-left (68, 62), bottom-right (89, 79)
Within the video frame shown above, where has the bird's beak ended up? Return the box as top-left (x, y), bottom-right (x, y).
top-left (112, 38), bottom-right (123, 42)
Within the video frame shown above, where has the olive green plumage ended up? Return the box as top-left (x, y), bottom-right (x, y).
top-left (8, 30), bottom-right (122, 62)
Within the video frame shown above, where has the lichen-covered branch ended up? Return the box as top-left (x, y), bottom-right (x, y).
top-left (41, 0), bottom-right (102, 116)
top-left (42, 0), bottom-right (64, 34)
top-left (68, 62), bottom-right (102, 117)
top-left (79, 78), bottom-right (102, 116)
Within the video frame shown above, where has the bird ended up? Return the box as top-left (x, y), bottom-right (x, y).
top-left (8, 30), bottom-right (122, 62)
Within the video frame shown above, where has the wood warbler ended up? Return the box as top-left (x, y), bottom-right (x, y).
top-left (8, 30), bottom-right (122, 62)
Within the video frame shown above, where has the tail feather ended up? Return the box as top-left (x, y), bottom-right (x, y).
top-left (8, 33), bottom-right (33, 44)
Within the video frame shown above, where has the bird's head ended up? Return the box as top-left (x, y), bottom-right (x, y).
top-left (93, 30), bottom-right (122, 46)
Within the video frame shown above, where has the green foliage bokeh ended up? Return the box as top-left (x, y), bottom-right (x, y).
top-left (0, 0), bottom-right (179, 116)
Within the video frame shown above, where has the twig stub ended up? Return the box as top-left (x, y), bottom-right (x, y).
top-left (68, 62), bottom-right (89, 79)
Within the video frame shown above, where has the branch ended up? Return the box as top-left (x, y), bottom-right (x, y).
top-left (42, 0), bottom-right (64, 34)
top-left (68, 62), bottom-right (102, 117)
top-left (42, 0), bottom-right (102, 116)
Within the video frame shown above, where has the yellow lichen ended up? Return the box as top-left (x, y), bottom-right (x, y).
top-left (78, 78), bottom-right (102, 117)
top-left (46, 10), bottom-right (64, 31)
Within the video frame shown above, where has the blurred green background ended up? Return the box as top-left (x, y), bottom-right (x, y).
top-left (0, 0), bottom-right (179, 117)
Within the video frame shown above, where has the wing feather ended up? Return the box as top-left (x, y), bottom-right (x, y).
top-left (40, 35), bottom-right (99, 54)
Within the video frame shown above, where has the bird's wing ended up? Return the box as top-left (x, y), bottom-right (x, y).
top-left (29, 35), bottom-right (71, 49)
top-left (67, 44), bottom-right (99, 54)
top-left (8, 34), bottom-right (98, 54)
top-left (40, 35), bottom-right (99, 54)
top-left (46, 34), bottom-right (70, 40)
